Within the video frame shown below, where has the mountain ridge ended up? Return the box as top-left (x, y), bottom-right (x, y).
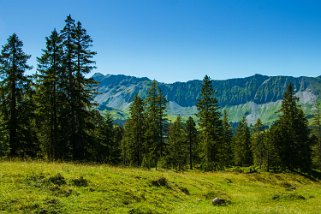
top-left (92, 73), bottom-right (321, 124)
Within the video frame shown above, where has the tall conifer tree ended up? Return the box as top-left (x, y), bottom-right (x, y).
top-left (252, 119), bottom-right (265, 169)
top-left (273, 83), bottom-right (311, 171)
top-left (59, 15), bottom-right (97, 160)
top-left (144, 80), bottom-right (167, 167)
top-left (121, 95), bottom-right (145, 166)
top-left (72, 20), bottom-right (97, 159)
top-left (233, 116), bottom-right (252, 166)
top-left (312, 101), bottom-right (321, 169)
top-left (186, 116), bottom-right (198, 170)
top-left (196, 75), bottom-right (223, 170)
top-left (36, 29), bottom-right (64, 160)
top-left (60, 15), bottom-right (77, 159)
top-left (167, 116), bottom-right (187, 170)
top-left (0, 34), bottom-right (37, 157)
top-left (221, 110), bottom-right (233, 167)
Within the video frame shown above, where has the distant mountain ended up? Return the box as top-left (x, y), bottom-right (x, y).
top-left (92, 73), bottom-right (321, 125)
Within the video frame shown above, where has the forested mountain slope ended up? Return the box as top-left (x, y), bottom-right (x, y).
top-left (93, 73), bottom-right (321, 124)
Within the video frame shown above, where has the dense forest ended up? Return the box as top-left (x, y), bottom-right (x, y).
top-left (0, 16), bottom-right (321, 172)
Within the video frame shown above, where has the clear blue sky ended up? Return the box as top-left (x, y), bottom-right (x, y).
top-left (0, 0), bottom-right (321, 83)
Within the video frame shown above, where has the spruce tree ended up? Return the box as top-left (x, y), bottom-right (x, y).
top-left (0, 109), bottom-right (8, 156)
top-left (196, 75), bottom-right (222, 170)
top-left (90, 111), bottom-right (118, 163)
top-left (273, 83), bottom-right (311, 171)
top-left (121, 95), bottom-right (145, 166)
top-left (121, 120), bottom-right (133, 165)
top-left (87, 110), bottom-right (105, 162)
top-left (265, 123), bottom-right (282, 171)
top-left (157, 86), bottom-right (167, 158)
top-left (60, 15), bottom-right (97, 160)
top-left (144, 80), bottom-right (167, 167)
top-left (36, 29), bottom-right (64, 160)
top-left (0, 34), bottom-right (37, 157)
top-left (252, 119), bottom-right (265, 169)
top-left (60, 15), bottom-right (77, 159)
top-left (102, 111), bottom-right (116, 163)
top-left (233, 116), bottom-right (252, 166)
top-left (221, 110), bottom-right (233, 167)
top-left (111, 124), bottom-right (123, 164)
top-left (186, 116), bottom-right (198, 170)
top-left (167, 116), bottom-right (187, 171)
top-left (73, 20), bottom-right (97, 160)
top-left (19, 77), bottom-right (39, 157)
top-left (312, 101), bottom-right (321, 169)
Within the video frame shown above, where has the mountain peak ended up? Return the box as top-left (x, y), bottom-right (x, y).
top-left (253, 73), bottom-right (267, 77)
top-left (92, 72), bottom-right (104, 78)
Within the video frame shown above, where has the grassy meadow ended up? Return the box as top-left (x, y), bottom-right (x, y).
top-left (0, 161), bottom-right (321, 213)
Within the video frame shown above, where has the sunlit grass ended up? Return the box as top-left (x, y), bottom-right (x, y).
top-left (0, 161), bottom-right (321, 213)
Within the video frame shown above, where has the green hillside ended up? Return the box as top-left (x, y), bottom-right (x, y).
top-left (1, 161), bottom-right (321, 213)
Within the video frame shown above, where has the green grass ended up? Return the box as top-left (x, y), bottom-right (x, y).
top-left (1, 161), bottom-right (321, 213)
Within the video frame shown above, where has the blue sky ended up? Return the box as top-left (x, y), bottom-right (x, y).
top-left (0, 0), bottom-right (321, 83)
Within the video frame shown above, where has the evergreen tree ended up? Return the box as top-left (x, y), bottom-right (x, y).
top-left (233, 116), bottom-right (252, 166)
top-left (112, 124), bottom-right (123, 164)
top-left (273, 83), bottom-right (311, 171)
top-left (0, 34), bottom-right (38, 157)
top-left (196, 75), bottom-right (223, 170)
top-left (36, 29), bottom-right (64, 160)
top-left (252, 119), bottom-right (265, 169)
top-left (221, 110), bottom-right (233, 167)
top-left (72, 20), bottom-right (97, 160)
top-left (0, 86), bottom-right (8, 156)
top-left (19, 77), bottom-right (39, 157)
top-left (144, 80), bottom-right (167, 167)
top-left (102, 111), bottom-right (116, 163)
top-left (121, 120), bottom-right (133, 165)
top-left (87, 110), bottom-right (106, 162)
top-left (265, 123), bottom-right (282, 171)
top-left (60, 15), bottom-right (97, 160)
top-left (0, 110), bottom-right (8, 156)
top-left (186, 116), bottom-right (198, 170)
top-left (59, 15), bottom-right (76, 159)
top-left (167, 116), bottom-right (187, 171)
top-left (121, 95), bottom-right (145, 166)
top-left (312, 101), bottom-right (321, 169)
top-left (157, 86), bottom-right (167, 158)
top-left (88, 111), bottom-right (121, 163)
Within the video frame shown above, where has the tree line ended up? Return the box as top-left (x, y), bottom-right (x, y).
top-left (122, 75), bottom-right (320, 172)
top-left (0, 16), bottom-right (320, 172)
